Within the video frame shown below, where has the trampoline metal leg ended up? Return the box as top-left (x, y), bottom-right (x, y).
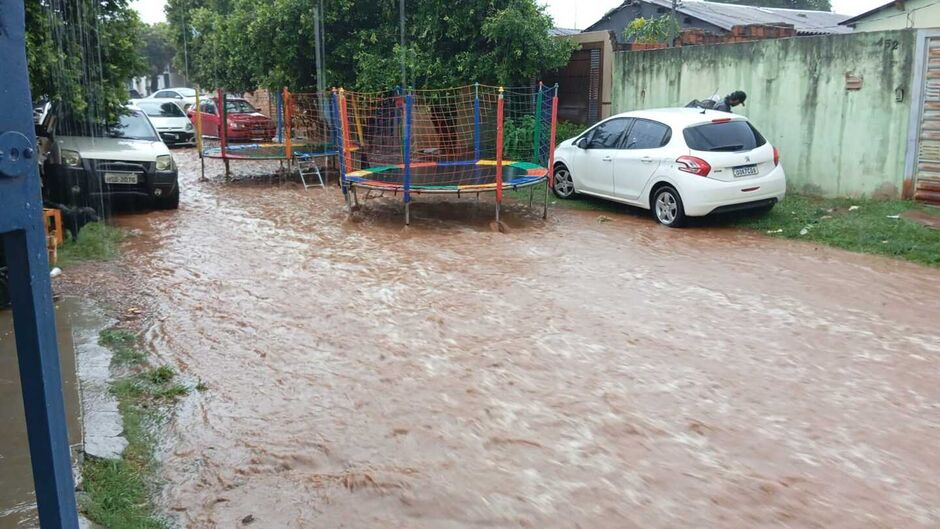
top-left (224, 159), bottom-right (231, 181)
top-left (495, 201), bottom-right (501, 225)
top-left (200, 157), bottom-right (205, 180)
top-left (352, 187), bottom-right (360, 208)
top-left (543, 178), bottom-right (549, 220)
top-left (405, 202), bottom-right (411, 225)
top-left (529, 186), bottom-right (534, 208)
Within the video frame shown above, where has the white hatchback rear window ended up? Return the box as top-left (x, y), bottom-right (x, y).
top-left (684, 121), bottom-right (767, 152)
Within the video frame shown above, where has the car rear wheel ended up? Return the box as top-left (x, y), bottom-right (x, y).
top-left (653, 186), bottom-right (686, 228)
top-left (552, 165), bottom-right (575, 199)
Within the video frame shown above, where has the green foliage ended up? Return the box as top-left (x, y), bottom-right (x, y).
top-left (167, 0), bottom-right (576, 91)
top-left (144, 365), bottom-right (177, 385)
top-left (707, 0), bottom-right (832, 10)
top-left (502, 117), bottom-right (584, 162)
top-left (57, 222), bottom-right (126, 267)
top-left (141, 23), bottom-right (178, 92)
top-left (26, 0), bottom-right (147, 122)
top-left (623, 15), bottom-right (679, 44)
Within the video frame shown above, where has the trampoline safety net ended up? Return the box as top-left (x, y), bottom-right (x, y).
top-left (335, 84), bottom-right (559, 201)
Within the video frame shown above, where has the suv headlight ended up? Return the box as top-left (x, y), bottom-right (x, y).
top-left (156, 155), bottom-right (174, 172)
top-left (61, 149), bottom-right (81, 167)
top-left (186, 122), bottom-right (194, 131)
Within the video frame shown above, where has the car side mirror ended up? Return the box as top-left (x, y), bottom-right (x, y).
top-left (576, 137), bottom-right (589, 149)
top-left (175, 95), bottom-right (183, 100)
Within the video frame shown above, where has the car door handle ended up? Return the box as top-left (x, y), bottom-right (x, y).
top-left (641, 157), bottom-right (654, 164)
top-left (602, 156), bottom-right (613, 162)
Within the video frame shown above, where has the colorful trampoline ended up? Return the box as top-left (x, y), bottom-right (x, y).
top-left (345, 160), bottom-right (547, 194)
top-left (335, 84), bottom-right (560, 224)
top-left (196, 88), bottom-right (341, 188)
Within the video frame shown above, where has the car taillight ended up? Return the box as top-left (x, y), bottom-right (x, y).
top-left (773, 146), bottom-right (780, 167)
top-left (676, 155), bottom-right (712, 177)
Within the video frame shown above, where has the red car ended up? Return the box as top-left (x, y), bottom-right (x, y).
top-left (188, 97), bottom-right (276, 142)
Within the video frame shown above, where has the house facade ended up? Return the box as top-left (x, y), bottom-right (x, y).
top-left (841, 0), bottom-right (940, 32)
top-left (543, 31), bottom-right (617, 125)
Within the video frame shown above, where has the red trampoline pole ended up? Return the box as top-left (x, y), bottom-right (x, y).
top-left (545, 85), bottom-right (559, 220)
top-left (495, 87), bottom-right (505, 223)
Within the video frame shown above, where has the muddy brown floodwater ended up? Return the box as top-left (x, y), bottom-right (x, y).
top-left (112, 149), bottom-right (940, 528)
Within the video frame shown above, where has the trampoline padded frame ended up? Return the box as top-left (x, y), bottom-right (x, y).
top-left (344, 159), bottom-right (548, 194)
top-left (202, 142), bottom-right (342, 161)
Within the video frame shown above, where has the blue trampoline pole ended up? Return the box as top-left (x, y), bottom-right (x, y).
top-left (404, 91), bottom-right (413, 225)
top-left (332, 89), bottom-right (348, 199)
top-left (473, 83), bottom-right (481, 162)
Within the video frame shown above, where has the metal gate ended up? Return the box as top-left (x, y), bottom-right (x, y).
top-left (543, 45), bottom-right (602, 126)
top-left (912, 33), bottom-right (940, 204)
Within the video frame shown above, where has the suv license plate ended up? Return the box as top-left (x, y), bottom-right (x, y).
top-left (104, 172), bottom-right (138, 184)
top-left (733, 165), bottom-right (759, 178)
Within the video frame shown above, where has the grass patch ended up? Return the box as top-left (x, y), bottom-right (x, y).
top-left (99, 329), bottom-right (145, 366)
top-left (505, 182), bottom-right (636, 214)
top-left (57, 222), bottom-right (126, 267)
top-left (731, 195), bottom-right (939, 266)
top-left (80, 331), bottom-right (190, 529)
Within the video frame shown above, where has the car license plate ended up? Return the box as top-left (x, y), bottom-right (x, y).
top-left (104, 172), bottom-right (138, 185)
top-left (733, 165), bottom-right (759, 178)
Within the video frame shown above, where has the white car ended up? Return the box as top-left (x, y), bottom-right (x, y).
top-left (552, 108), bottom-right (785, 227)
top-left (146, 87), bottom-right (198, 112)
top-left (134, 100), bottom-right (195, 146)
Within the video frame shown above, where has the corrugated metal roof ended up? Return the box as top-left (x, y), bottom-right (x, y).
top-left (607, 0), bottom-right (853, 35)
top-left (550, 27), bottom-right (582, 36)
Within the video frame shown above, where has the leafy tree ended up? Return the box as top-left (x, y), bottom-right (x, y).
top-left (623, 15), bottom-right (680, 44)
top-left (166, 0), bottom-right (576, 91)
top-left (26, 0), bottom-right (147, 121)
top-left (707, 0), bottom-right (832, 10)
top-left (142, 23), bottom-right (177, 93)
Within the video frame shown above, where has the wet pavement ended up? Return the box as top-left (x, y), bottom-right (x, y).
top-left (114, 149), bottom-right (940, 528)
top-left (0, 299), bottom-right (85, 529)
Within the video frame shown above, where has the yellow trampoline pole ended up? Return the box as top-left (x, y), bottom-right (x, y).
top-left (351, 96), bottom-right (364, 147)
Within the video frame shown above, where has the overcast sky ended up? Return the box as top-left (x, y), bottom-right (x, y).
top-left (132, 0), bottom-right (888, 28)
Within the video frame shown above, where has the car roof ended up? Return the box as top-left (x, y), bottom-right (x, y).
top-left (608, 108), bottom-right (748, 127)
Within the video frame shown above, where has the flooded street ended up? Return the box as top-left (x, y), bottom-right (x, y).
top-left (115, 149), bottom-right (940, 528)
top-left (0, 299), bottom-right (86, 529)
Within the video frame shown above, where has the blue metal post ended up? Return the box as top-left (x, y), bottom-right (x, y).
top-left (0, 1), bottom-right (80, 528)
top-left (331, 90), bottom-right (348, 196)
top-left (403, 93), bottom-right (413, 213)
top-left (473, 83), bottom-right (481, 162)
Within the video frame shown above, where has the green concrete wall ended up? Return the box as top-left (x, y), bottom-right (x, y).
top-left (611, 30), bottom-right (916, 197)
